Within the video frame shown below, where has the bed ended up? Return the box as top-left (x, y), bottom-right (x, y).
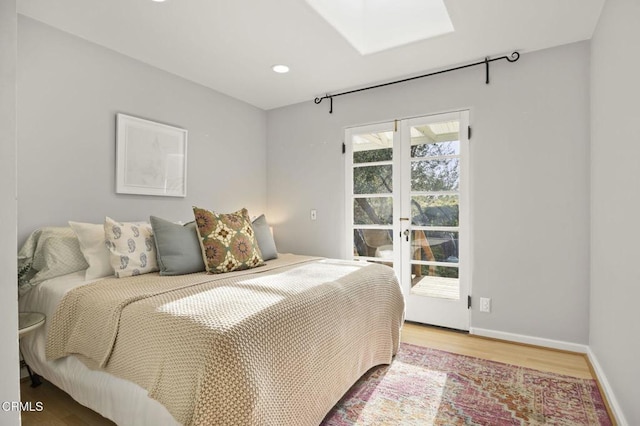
top-left (19, 252), bottom-right (405, 425)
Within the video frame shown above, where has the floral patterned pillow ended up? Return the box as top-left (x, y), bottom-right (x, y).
top-left (104, 217), bottom-right (159, 278)
top-left (192, 207), bottom-right (264, 274)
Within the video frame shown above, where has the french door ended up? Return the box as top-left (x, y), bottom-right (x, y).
top-left (346, 111), bottom-right (470, 330)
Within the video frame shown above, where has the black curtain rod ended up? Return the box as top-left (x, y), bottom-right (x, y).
top-left (314, 51), bottom-right (520, 114)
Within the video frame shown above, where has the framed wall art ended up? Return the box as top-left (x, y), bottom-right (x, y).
top-left (116, 113), bottom-right (188, 197)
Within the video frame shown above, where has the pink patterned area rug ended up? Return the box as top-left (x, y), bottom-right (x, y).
top-left (322, 343), bottom-right (611, 425)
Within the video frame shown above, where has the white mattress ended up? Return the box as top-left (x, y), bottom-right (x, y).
top-left (19, 271), bottom-right (179, 426)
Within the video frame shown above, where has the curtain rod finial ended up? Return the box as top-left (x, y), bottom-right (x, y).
top-left (507, 51), bottom-right (520, 62)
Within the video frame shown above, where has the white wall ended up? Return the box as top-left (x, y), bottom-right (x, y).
top-left (590, 0), bottom-right (640, 423)
top-left (0, 0), bottom-right (21, 424)
top-left (17, 17), bottom-right (267, 244)
top-left (267, 42), bottom-right (591, 344)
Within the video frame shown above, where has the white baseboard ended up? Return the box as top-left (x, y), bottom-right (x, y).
top-left (587, 348), bottom-right (628, 426)
top-left (469, 327), bottom-right (589, 353)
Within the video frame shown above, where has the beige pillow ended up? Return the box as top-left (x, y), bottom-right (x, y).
top-left (104, 217), bottom-right (158, 278)
top-left (193, 207), bottom-right (264, 274)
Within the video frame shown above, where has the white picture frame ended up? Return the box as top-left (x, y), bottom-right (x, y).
top-left (116, 113), bottom-right (188, 197)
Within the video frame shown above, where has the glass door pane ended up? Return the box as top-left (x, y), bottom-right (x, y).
top-left (408, 118), bottom-right (462, 300)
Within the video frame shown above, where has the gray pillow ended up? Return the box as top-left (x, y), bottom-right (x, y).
top-left (252, 214), bottom-right (278, 261)
top-left (150, 216), bottom-right (205, 276)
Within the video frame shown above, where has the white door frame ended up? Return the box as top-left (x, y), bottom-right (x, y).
top-left (345, 110), bottom-right (471, 331)
top-left (400, 110), bottom-right (470, 330)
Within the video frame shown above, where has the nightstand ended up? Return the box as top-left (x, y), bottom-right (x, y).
top-left (19, 312), bottom-right (45, 387)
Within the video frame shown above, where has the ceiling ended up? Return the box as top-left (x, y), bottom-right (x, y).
top-left (17, 0), bottom-right (606, 110)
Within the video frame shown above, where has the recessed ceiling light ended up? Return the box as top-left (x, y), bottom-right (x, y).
top-left (272, 65), bottom-right (290, 74)
top-left (151, 0), bottom-right (166, 2)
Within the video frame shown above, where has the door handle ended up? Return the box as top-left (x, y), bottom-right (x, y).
top-left (403, 229), bottom-right (410, 242)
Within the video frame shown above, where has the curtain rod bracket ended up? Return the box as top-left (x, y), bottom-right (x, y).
top-left (485, 57), bottom-right (490, 84)
top-left (314, 51), bottom-right (520, 114)
top-left (314, 94), bottom-right (334, 114)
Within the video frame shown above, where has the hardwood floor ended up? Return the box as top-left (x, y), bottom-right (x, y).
top-left (20, 322), bottom-right (603, 425)
top-left (402, 321), bottom-right (594, 379)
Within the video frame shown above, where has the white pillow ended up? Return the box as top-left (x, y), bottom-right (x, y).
top-left (69, 221), bottom-right (115, 280)
top-left (104, 217), bottom-right (158, 278)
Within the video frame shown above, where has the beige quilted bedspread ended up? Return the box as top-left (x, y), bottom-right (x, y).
top-left (46, 254), bottom-right (404, 426)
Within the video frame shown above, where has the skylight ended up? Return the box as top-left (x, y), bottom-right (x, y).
top-left (305, 0), bottom-right (454, 55)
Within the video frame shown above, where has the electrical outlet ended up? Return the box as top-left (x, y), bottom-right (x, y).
top-left (310, 209), bottom-right (317, 221)
top-left (479, 297), bottom-right (491, 313)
